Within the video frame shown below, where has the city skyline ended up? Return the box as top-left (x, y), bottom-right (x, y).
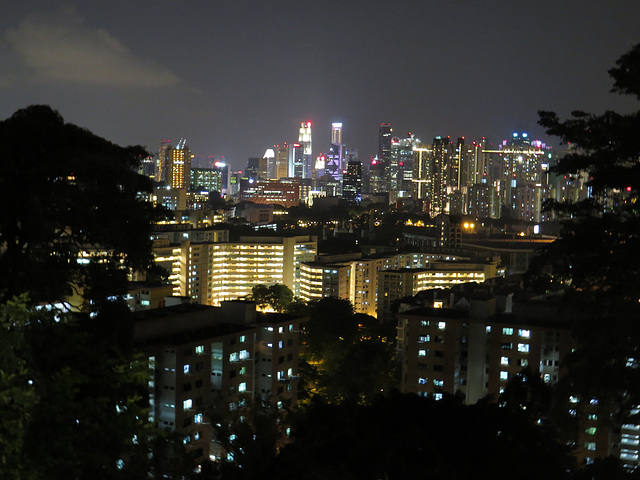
top-left (1, 1), bottom-right (639, 169)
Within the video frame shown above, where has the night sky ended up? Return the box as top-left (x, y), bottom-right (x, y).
top-left (1, 1), bottom-right (639, 170)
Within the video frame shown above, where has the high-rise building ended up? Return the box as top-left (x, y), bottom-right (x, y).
top-left (134, 301), bottom-right (307, 462)
top-left (412, 145), bottom-right (432, 211)
top-left (430, 136), bottom-right (451, 216)
top-left (158, 234), bottom-right (318, 304)
top-left (390, 134), bottom-right (416, 200)
top-left (331, 122), bottom-right (342, 145)
top-left (343, 161), bottom-right (362, 204)
top-left (290, 143), bottom-right (305, 178)
top-left (169, 138), bottom-right (191, 190)
top-left (263, 148), bottom-right (276, 179)
top-left (377, 123), bottom-right (393, 191)
top-left (298, 121), bottom-right (313, 178)
top-left (190, 168), bottom-right (223, 192)
top-left (274, 143), bottom-right (289, 179)
top-left (158, 140), bottom-right (172, 184)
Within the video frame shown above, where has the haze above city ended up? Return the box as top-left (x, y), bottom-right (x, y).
top-left (1, 1), bottom-right (639, 170)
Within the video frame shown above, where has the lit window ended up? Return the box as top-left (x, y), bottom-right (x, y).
top-left (240, 335), bottom-right (246, 343)
top-left (502, 327), bottom-right (514, 335)
top-left (418, 335), bottom-right (430, 343)
top-left (590, 398), bottom-right (599, 405)
top-left (569, 396), bottom-right (580, 404)
top-left (500, 371), bottom-right (509, 380)
top-left (239, 350), bottom-right (250, 360)
top-left (433, 379), bottom-right (444, 387)
top-left (585, 427), bottom-right (597, 436)
top-left (239, 383), bottom-right (247, 392)
top-left (194, 413), bottom-right (203, 424)
top-left (229, 352), bottom-right (238, 362)
top-left (486, 326), bottom-right (492, 333)
top-left (183, 364), bottom-right (190, 374)
top-left (418, 349), bottom-right (427, 357)
top-left (195, 345), bottom-right (204, 354)
top-left (183, 399), bottom-right (193, 410)
top-left (418, 377), bottom-right (427, 385)
top-left (500, 357), bottom-right (510, 365)
top-left (420, 320), bottom-right (430, 327)
top-left (434, 393), bottom-right (443, 401)
top-left (585, 442), bottom-right (596, 451)
top-left (517, 343), bottom-right (530, 353)
top-left (437, 322), bottom-right (446, 330)
top-left (518, 329), bottom-right (530, 338)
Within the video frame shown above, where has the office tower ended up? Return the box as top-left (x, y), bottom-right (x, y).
top-left (158, 140), bottom-right (172, 183)
top-left (390, 134), bottom-right (416, 199)
top-left (331, 122), bottom-right (342, 145)
top-left (378, 123), bottom-right (393, 163)
top-left (343, 161), bottom-right (362, 204)
top-left (190, 168), bottom-right (223, 192)
top-left (246, 156), bottom-right (268, 180)
top-left (430, 136), bottom-right (451, 216)
top-left (214, 161), bottom-right (229, 194)
top-left (324, 143), bottom-right (342, 184)
top-left (298, 121), bottom-right (312, 178)
top-left (169, 138), bottom-right (191, 190)
top-left (482, 132), bottom-right (549, 220)
top-left (377, 123), bottom-right (393, 191)
top-left (412, 145), bottom-right (432, 210)
top-left (274, 143), bottom-right (289, 179)
top-left (290, 143), bottom-right (304, 178)
top-left (239, 178), bottom-right (300, 208)
top-left (263, 148), bottom-right (276, 179)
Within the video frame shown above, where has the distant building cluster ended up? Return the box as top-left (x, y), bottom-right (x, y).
top-left (142, 122), bottom-right (592, 223)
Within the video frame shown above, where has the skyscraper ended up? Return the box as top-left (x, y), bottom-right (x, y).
top-left (343, 161), bottom-right (362, 204)
top-left (274, 143), bottom-right (289, 179)
top-left (290, 143), bottom-right (304, 178)
top-left (377, 123), bottom-right (393, 191)
top-left (298, 121), bottom-right (312, 178)
top-left (331, 122), bottom-right (342, 145)
top-left (169, 138), bottom-right (191, 190)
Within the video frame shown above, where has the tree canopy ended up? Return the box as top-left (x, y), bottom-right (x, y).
top-left (529, 43), bottom-right (640, 302)
top-left (527, 43), bottom-right (640, 433)
top-left (0, 105), bottom-right (163, 307)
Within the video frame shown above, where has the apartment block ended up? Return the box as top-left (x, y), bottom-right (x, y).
top-left (134, 301), bottom-right (307, 462)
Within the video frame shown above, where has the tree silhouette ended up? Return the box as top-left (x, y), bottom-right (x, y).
top-left (0, 105), bottom-right (164, 307)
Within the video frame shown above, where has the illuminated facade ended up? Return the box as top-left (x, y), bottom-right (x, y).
top-left (238, 178), bottom-right (300, 208)
top-left (162, 235), bottom-right (317, 305)
top-left (377, 260), bottom-right (499, 322)
top-left (190, 168), bottom-right (223, 192)
top-left (170, 138), bottom-right (191, 190)
top-left (274, 143), bottom-right (290, 179)
top-left (299, 263), bottom-right (351, 303)
top-left (342, 161), bottom-right (362, 204)
top-left (298, 252), bottom-right (484, 318)
top-left (298, 121), bottom-right (313, 178)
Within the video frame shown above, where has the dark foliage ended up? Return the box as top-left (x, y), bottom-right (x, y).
top-left (0, 105), bottom-right (164, 306)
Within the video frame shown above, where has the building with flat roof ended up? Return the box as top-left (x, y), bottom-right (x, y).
top-left (134, 301), bottom-right (307, 463)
